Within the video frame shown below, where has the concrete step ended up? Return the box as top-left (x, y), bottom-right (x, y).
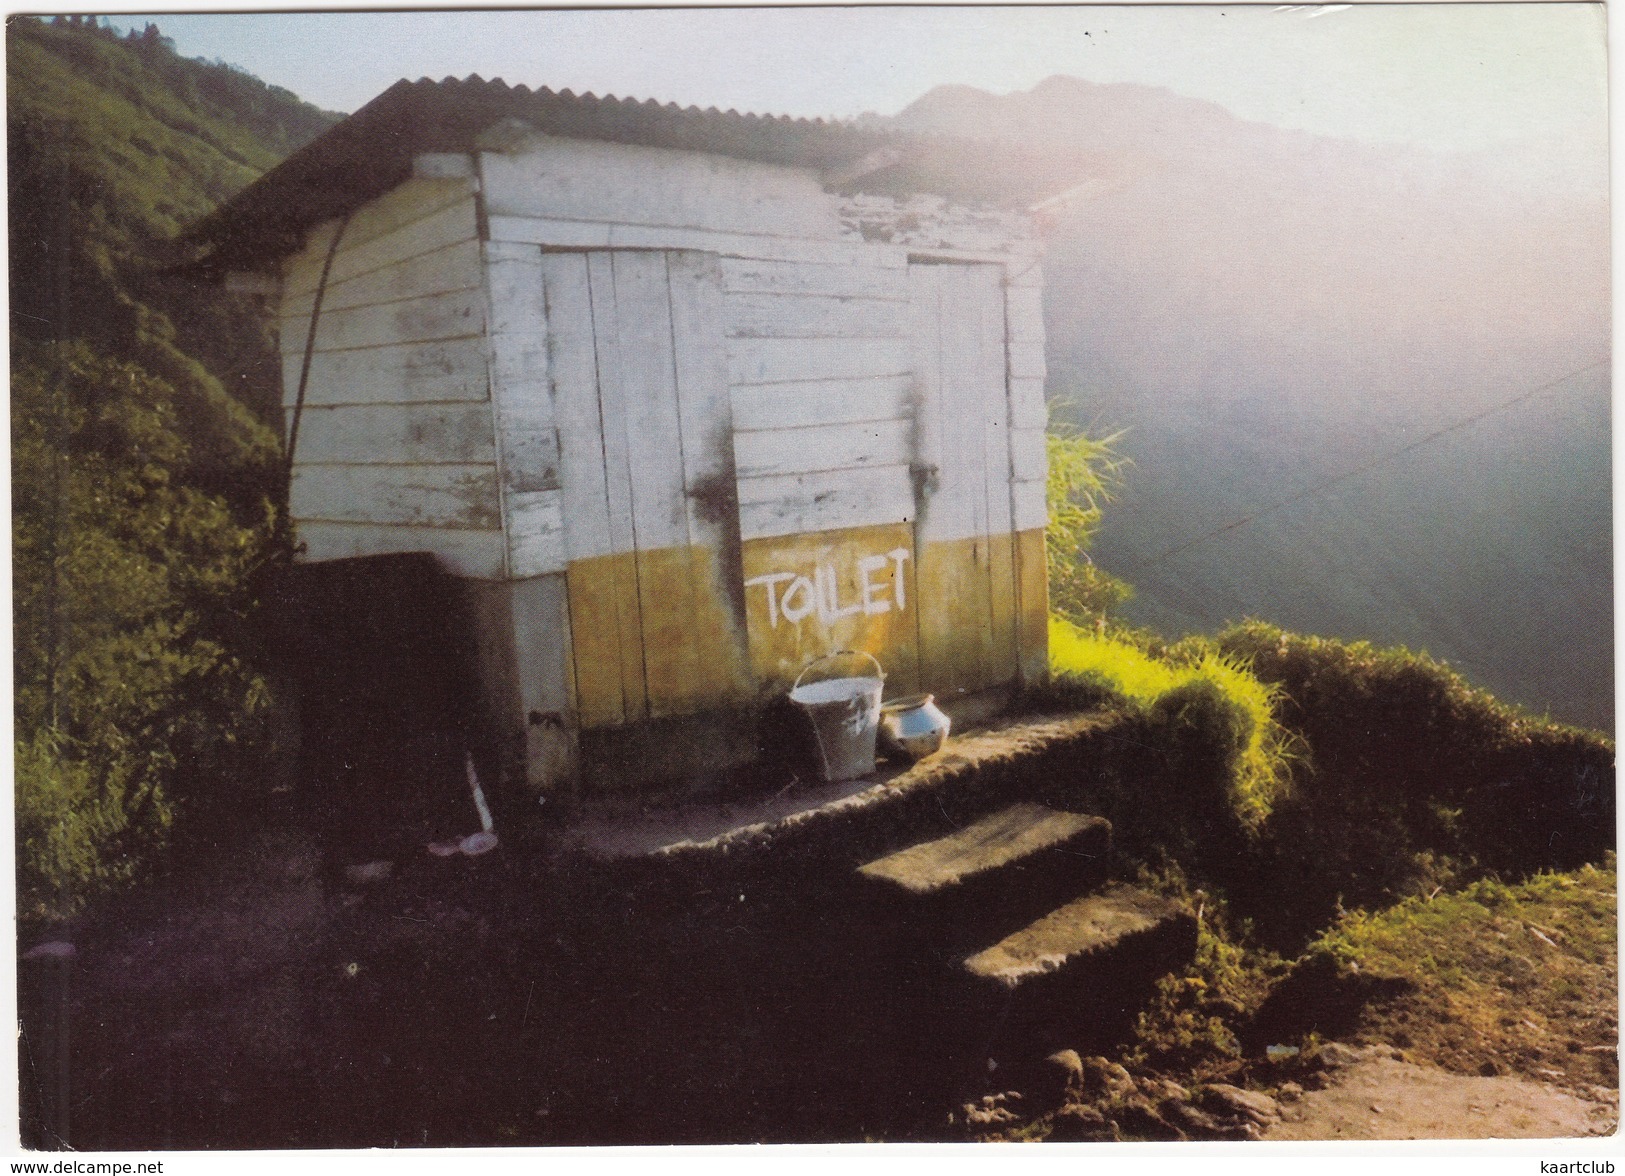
top-left (951, 883), bottom-right (1198, 1057)
top-left (591, 711), bottom-right (1120, 871)
top-left (854, 802), bottom-right (1111, 952)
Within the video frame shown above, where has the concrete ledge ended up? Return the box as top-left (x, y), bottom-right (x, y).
top-left (646, 711), bottom-right (1120, 875)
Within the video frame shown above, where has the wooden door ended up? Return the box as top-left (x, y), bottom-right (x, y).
top-left (909, 262), bottom-right (1021, 696)
top-left (542, 250), bottom-right (748, 727)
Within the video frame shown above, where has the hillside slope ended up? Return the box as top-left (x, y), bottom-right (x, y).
top-left (8, 15), bottom-right (338, 465)
top-left (895, 76), bottom-right (1611, 730)
top-left (9, 16), bottom-right (339, 918)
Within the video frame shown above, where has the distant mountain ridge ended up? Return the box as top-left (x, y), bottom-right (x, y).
top-left (895, 76), bottom-right (1611, 729)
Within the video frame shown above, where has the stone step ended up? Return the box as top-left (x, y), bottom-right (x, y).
top-left (950, 883), bottom-right (1198, 1057)
top-left (854, 802), bottom-right (1111, 953)
top-left (962, 883), bottom-right (1191, 987)
top-left (595, 711), bottom-right (1120, 868)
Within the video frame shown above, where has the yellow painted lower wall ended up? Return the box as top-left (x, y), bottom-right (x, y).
top-left (566, 543), bottom-right (752, 729)
top-left (1015, 526), bottom-right (1050, 686)
top-left (563, 521), bottom-right (1048, 732)
top-left (740, 522), bottom-right (921, 695)
top-left (915, 531), bottom-right (1017, 702)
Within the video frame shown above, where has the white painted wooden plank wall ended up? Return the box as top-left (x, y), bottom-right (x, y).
top-left (948, 266), bottom-right (997, 542)
top-left (725, 293), bottom-right (907, 340)
top-left (278, 339), bottom-right (490, 408)
top-left (505, 490), bottom-right (565, 578)
top-left (733, 418), bottom-right (914, 480)
top-left (539, 248), bottom-right (742, 725)
top-left (285, 197), bottom-right (480, 300)
top-left (721, 257), bottom-right (910, 301)
top-left (290, 464), bottom-right (501, 528)
top-left (1008, 378), bottom-right (1048, 431)
top-left (277, 141), bottom-right (1050, 579)
top-left (722, 251), bottom-right (920, 542)
top-left (909, 262), bottom-right (1019, 545)
top-left (581, 254), bottom-right (647, 559)
top-left (1007, 338), bottom-right (1047, 383)
top-left (484, 241), bottom-right (565, 577)
top-left (1009, 429), bottom-right (1049, 484)
top-left (910, 266), bottom-right (956, 541)
top-left (540, 252), bottom-right (620, 566)
top-left (598, 250), bottom-right (691, 553)
top-left (969, 265), bottom-right (1016, 540)
top-left (730, 375), bottom-right (913, 433)
top-left (290, 403), bottom-right (498, 465)
top-left (280, 239), bottom-right (482, 320)
top-left (727, 335), bottom-right (907, 387)
top-left (480, 133), bottom-right (841, 242)
top-left (296, 521), bottom-right (507, 579)
top-left (288, 178), bottom-right (472, 269)
top-left (280, 178), bottom-right (502, 578)
top-left (665, 250), bottom-right (737, 540)
top-left (838, 192), bottom-right (1043, 257)
top-left (278, 183), bottom-right (485, 404)
top-left (278, 288), bottom-right (484, 358)
top-left (1004, 262), bottom-right (1050, 532)
top-left (1011, 481), bottom-right (1048, 533)
top-left (488, 215), bottom-right (904, 270)
top-left (737, 466), bottom-right (916, 540)
top-left (544, 250), bottom-right (731, 563)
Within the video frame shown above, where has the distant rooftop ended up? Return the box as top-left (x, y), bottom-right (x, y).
top-left (184, 75), bottom-right (1095, 275)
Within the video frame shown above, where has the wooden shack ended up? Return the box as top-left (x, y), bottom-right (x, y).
top-left (189, 77), bottom-right (1087, 800)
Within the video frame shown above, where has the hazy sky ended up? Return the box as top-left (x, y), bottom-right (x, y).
top-left (96, 4), bottom-right (1606, 155)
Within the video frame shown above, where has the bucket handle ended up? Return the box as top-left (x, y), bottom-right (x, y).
top-left (792, 649), bottom-right (885, 694)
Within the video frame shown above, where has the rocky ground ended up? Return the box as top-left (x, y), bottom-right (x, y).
top-left (958, 1042), bottom-right (1617, 1142)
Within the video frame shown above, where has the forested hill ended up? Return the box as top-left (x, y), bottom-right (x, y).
top-left (9, 14), bottom-right (338, 475)
top-left (10, 16), bottom-right (337, 920)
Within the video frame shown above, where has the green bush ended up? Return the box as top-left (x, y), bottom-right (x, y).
top-left (1045, 618), bottom-right (1295, 839)
top-left (16, 730), bottom-right (160, 912)
top-left (1045, 425), bottom-right (1134, 627)
top-left (1193, 623), bottom-right (1616, 948)
top-left (13, 341), bottom-right (278, 920)
top-left (1129, 919), bottom-right (1252, 1070)
top-left (1217, 622), bottom-right (1613, 873)
top-left (1280, 858), bottom-right (1618, 1045)
top-left (9, 20), bottom-right (326, 922)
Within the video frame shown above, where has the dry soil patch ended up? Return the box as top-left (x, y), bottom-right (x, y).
top-left (1265, 1056), bottom-right (1617, 1140)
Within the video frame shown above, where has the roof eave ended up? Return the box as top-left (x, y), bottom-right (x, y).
top-left (180, 77), bottom-right (1092, 276)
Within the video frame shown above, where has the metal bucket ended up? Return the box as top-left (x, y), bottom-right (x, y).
top-left (789, 651), bottom-right (885, 782)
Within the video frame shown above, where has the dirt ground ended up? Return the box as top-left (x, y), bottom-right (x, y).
top-left (19, 818), bottom-right (1085, 1148)
top-left (16, 809), bottom-right (1620, 1150)
top-left (1266, 1054), bottom-right (1617, 1140)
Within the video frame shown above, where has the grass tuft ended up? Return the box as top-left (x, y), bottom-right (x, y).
top-left (1047, 617), bottom-right (1296, 834)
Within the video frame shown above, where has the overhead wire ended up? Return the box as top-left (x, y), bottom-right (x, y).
top-left (1110, 356), bottom-right (1610, 574)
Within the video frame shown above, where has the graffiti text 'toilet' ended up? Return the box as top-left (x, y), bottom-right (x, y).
top-left (745, 547), bottom-right (911, 629)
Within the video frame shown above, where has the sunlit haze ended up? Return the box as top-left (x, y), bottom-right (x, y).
top-left (95, 4), bottom-right (1605, 157)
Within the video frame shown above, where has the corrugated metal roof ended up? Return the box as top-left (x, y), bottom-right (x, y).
top-left (184, 76), bottom-right (1093, 274)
